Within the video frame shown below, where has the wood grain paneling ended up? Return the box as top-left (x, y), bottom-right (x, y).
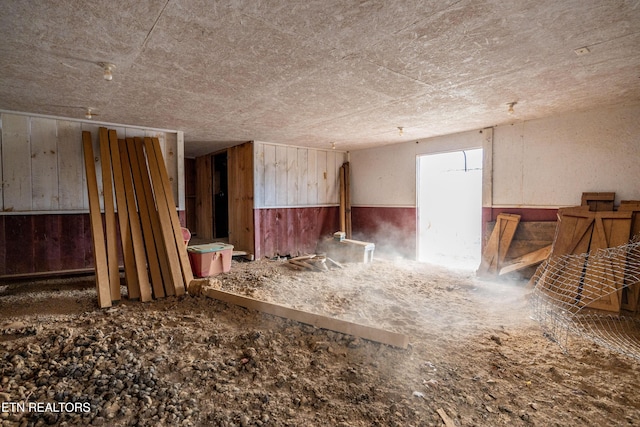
top-left (253, 142), bottom-right (346, 209)
top-left (275, 145), bottom-right (288, 206)
top-left (31, 118), bottom-right (59, 210)
top-left (57, 121), bottom-right (85, 210)
top-left (1, 113), bottom-right (183, 213)
top-left (0, 217), bottom-right (5, 274)
top-left (0, 214), bottom-right (95, 277)
top-left (2, 114), bottom-right (32, 211)
top-left (307, 149), bottom-right (318, 205)
top-left (296, 148), bottom-right (308, 205)
top-left (255, 207), bottom-right (340, 259)
top-left (195, 154), bottom-right (213, 239)
top-left (228, 142), bottom-right (255, 255)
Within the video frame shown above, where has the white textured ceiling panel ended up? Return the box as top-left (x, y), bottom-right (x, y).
top-left (0, 0), bottom-right (638, 156)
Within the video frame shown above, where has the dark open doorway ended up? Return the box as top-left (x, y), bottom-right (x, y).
top-left (213, 152), bottom-right (229, 238)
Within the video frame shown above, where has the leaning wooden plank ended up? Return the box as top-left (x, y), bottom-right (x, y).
top-left (478, 213), bottom-right (520, 276)
top-left (82, 131), bottom-right (112, 308)
top-left (151, 137), bottom-right (194, 287)
top-left (108, 131), bottom-right (140, 299)
top-left (344, 162), bottom-right (352, 239)
top-left (133, 138), bottom-right (173, 296)
top-left (620, 202), bottom-right (640, 312)
top-left (127, 138), bottom-right (166, 299)
top-left (98, 128), bottom-right (121, 302)
top-left (148, 137), bottom-right (193, 292)
top-left (579, 211), bottom-right (632, 313)
top-left (339, 164), bottom-right (346, 233)
top-left (618, 202), bottom-right (640, 240)
top-left (118, 139), bottom-right (153, 302)
top-left (499, 245), bottom-right (552, 276)
top-left (201, 287), bottom-right (410, 349)
top-left (142, 138), bottom-right (186, 295)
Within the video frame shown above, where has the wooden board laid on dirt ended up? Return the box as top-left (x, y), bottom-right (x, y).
top-left (200, 287), bottom-right (410, 349)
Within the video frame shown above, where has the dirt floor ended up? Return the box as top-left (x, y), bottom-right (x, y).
top-left (1, 256), bottom-right (639, 426)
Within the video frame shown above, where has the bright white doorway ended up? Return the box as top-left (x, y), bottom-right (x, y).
top-left (417, 149), bottom-right (483, 270)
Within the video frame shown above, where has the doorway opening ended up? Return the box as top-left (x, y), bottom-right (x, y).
top-left (417, 149), bottom-right (483, 270)
top-left (212, 152), bottom-right (229, 239)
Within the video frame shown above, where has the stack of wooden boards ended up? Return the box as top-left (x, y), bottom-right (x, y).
top-left (535, 193), bottom-right (640, 314)
top-left (83, 127), bottom-right (193, 308)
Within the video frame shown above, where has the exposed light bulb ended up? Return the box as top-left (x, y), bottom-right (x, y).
top-left (85, 108), bottom-right (93, 119)
top-left (98, 62), bottom-right (116, 81)
top-left (507, 102), bottom-right (517, 115)
top-left (331, 142), bottom-right (336, 150)
top-left (398, 126), bottom-right (404, 136)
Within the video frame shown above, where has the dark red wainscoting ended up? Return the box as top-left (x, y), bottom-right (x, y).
top-left (254, 207), bottom-right (340, 259)
top-left (1, 214), bottom-right (91, 276)
top-left (1, 211), bottom-right (187, 277)
top-left (351, 206), bottom-right (417, 259)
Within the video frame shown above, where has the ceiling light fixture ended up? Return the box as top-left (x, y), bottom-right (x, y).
top-left (574, 46), bottom-right (590, 56)
top-left (507, 102), bottom-right (517, 115)
top-left (97, 62), bottom-right (116, 81)
top-left (331, 142), bottom-right (336, 150)
top-left (85, 108), bottom-right (94, 119)
top-left (398, 126), bottom-right (404, 136)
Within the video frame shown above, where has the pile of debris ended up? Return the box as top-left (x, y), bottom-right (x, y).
top-left (285, 254), bottom-right (343, 272)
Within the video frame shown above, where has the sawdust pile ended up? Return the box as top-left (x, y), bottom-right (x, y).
top-left (1, 258), bottom-right (639, 426)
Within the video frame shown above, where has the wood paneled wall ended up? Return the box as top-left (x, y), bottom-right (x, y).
top-left (0, 112), bottom-right (185, 277)
top-left (253, 142), bottom-right (347, 208)
top-left (251, 142), bottom-right (347, 258)
top-left (0, 214), bottom-right (93, 276)
top-left (228, 142), bottom-right (254, 255)
top-left (254, 207), bottom-right (340, 258)
top-left (0, 113), bottom-right (183, 212)
top-left (195, 154), bottom-right (213, 239)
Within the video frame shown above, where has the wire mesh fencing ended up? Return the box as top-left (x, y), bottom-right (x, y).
top-left (530, 240), bottom-right (640, 360)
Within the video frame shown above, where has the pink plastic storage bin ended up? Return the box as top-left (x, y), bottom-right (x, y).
top-left (187, 243), bottom-right (234, 277)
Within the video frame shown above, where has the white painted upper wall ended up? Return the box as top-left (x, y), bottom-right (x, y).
top-left (253, 141), bottom-right (348, 208)
top-left (350, 129), bottom-right (484, 207)
top-left (493, 104), bottom-right (640, 207)
top-left (351, 103), bottom-right (640, 209)
top-left (0, 112), bottom-right (185, 213)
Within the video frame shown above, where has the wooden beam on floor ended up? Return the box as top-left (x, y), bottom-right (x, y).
top-left (201, 287), bottom-right (410, 349)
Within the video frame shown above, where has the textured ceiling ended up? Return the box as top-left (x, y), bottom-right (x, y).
top-left (1, 0), bottom-right (639, 157)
